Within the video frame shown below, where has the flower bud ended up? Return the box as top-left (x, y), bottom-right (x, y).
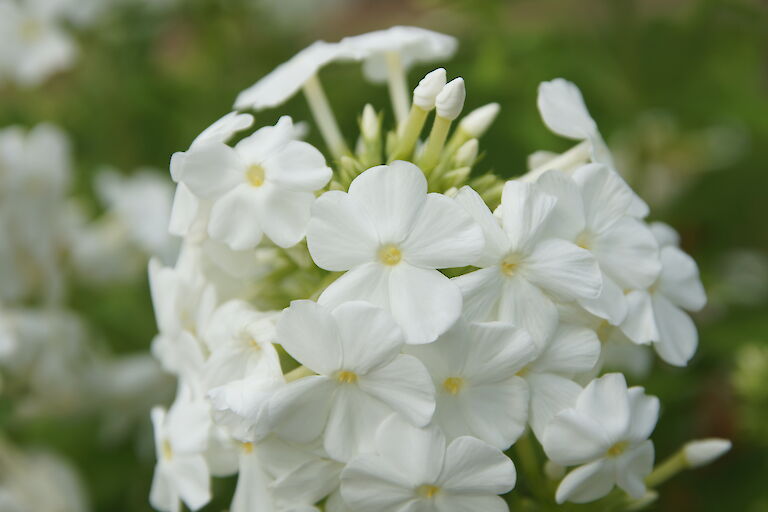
top-left (459, 102), bottom-right (500, 137)
top-left (683, 438), bottom-right (732, 468)
top-left (454, 138), bottom-right (478, 167)
top-left (436, 78), bottom-right (466, 120)
top-left (361, 104), bottom-right (379, 140)
top-left (413, 68), bottom-right (447, 111)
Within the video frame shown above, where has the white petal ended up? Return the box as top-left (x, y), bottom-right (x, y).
top-left (179, 142), bottom-right (243, 198)
top-left (208, 185), bottom-right (264, 251)
top-left (616, 441), bottom-right (654, 499)
top-left (277, 300), bottom-right (342, 375)
top-left (573, 164), bottom-right (633, 234)
top-left (389, 264), bottom-right (463, 344)
top-left (168, 456), bottom-right (211, 511)
top-left (461, 322), bottom-right (536, 382)
top-left (333, 301), bottom-right (404, 373)
top-left (524, 239), bottom-right (602, 301)
top-left (340, 455), bottom-right (415, 512)
top-left (453, 267), bottom-right (504, 322)
top-left (192, 111), bottom-right (254, 148)
top-left (649, 221), bottom-right (680, 248)
top-left (233, 116), bottom-right (296, 163)
top-left (626, 387), bottom-right (659, 443)
top-left (528, 374), bottom-right (584, 444)
top-left (230, 452), bottom-right (273, 512)
top-left (592, 217), bottom-right (661, 290)
top-left (543, 409), bottom-right (611, 466)
top-left (348, 161), bottom-right (427, 243)
top-left (150, 465), bottom-right (177, 512)
top-left (307, 191), bottom-right (380, 271)
top-left (532, 324), bottom-right (600, 376)
top-left (578, 273), bottom-right (628, 326)
top-left (459, 379), bottom-right (529, 449)
top-left (620, 290), bottom-right (659, 345)
top-left (498, 276), bottom-right (559, 345)
top-left (454, 186), bottom-right (509, 266)
top-left (169, 183), bottom-right (200, 237)
top-left (537, 78), bottom-right (598, 141)
top-left (555, 459), bottom-right (615, 504)
top-left (264, 140), bottom-right (331, 192)
top-left (324, 385), bottom-right (390, 462)
top-left (534, 169), bottom-right (585, 240)
top-left (268, 376), bottom-right (335, 443)
top-left (652, 294), bottom-right (698, 367)
top-left (375, 415), bottom-right (446, 484)
top-left (402, 193), bottom-right (484, 269)
top-left (440, 436), bottom-right (516, 494)
top-left (358, 354), bottom-right (436, 426)
top-left (658, 246), bottom-right (706, 311)
top-left (256, 186), bottom-right (315, 248)
top-left (499, 181), bottom-right (557, 252)
top-left (575, 373), bottom-right (631, 443)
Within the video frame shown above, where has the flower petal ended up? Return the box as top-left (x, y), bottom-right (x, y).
top-left (626, 387), bottom-right (659, 443)
top-left (499, 181), bottom-right (557, 252)
top-left (527, 373), bottom-right (583, 443)
top-left (179, 142), bottom-right (243, 199)
top-left (268, 376), bottom-right (335, 444)
top-left (555, 459), bottom-right (615, 504)
top-left (168, 455), bottom-right (211, 511)
top-left (592, 217), bottom-right (661, 290)
top-left (454, 186), bottom-right (509, 266)
top-left (325, 385), bottom-right (390, 462)
top-left (537, 78), bottom-right (598, 141)
top-left (208, 185), bottom-right (264, 251)
top-left (578, 272), bottom-right (628, 326)
top-left (573, 164), bottom-right (633, 234)
top-left (498, 276), bottom-right (559, 345)
top-left (532, 324), bottom-right (600, 376)
top-left (264, 140), bottom-right (331, 192)
top-left (459, 379), bottom-right (529, 449)
top-left (277, 300), bottom-right (342, 375)
top-left (575, 373), bottom-right (631, 443)
top-left (658, 246), bottom-right (706, 311)
top-left (453, 267), bottom-right (504, 323)
top-left (319, 262), bottom-right (391, 310)
top-left (440, 436), bottom-right (516, 494)
top-left (652, 294), bottom-right (698, 367)
top-left (620, 290), bottom-right (658, 345)
top-left (616, 441), bottom-right (654, 499)
top-left (332, 301), bottom-right (404, 373)
top-left (524, 239), bottom-right (602, 301)
top-left (256, 186), bottom-right (315, 248)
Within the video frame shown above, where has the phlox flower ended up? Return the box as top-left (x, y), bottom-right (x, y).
top-left (307, 161), bottom-right (484, 344)
top-left (150, 391), bottom-right (212, 512)
top-left (543, 373), bottom-right (658, 504)
top-left (621, 223), bottom-right (706, 366)
top-left (268, 300), bottom-right (435, 461)
top-left (535, 165), bottom-right (661, 325)
top-left (452, 183), bottom-right (601, 342)
top-left (341, 414), bottom-right (516, 512)
top-left (406, 319), bottom-right (535, 449)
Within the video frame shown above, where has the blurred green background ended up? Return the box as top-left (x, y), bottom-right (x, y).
top-left (1, 0), bottom-right (767, 510)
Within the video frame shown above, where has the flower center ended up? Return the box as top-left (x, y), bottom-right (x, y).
top-left (246, 164), bottom-right (266, 187)
top-left (21, 20), bottom-right (41, 41)
top-left (500, 253), bottom-right (520, 277)
top-left (606, 441), bottom-right (629, 457)
top-left (378, 244), bottom-right (403, 266)
top-left (242, 442), bottom-right (254, 454)
top-left (336, 370), bottom-right (358, 384)
top-left (516, 365), bottom-right (531, 377)
top-left (162, 439), bottom-right (173, 460)
top-left (417, 484), bottom-right (441, 499)
top-left (247, 337), bottom-right (261, 351)
top-left (576, 231), bottom-right (593, 250)
top-left (442, 377), bottom-right (464, 395)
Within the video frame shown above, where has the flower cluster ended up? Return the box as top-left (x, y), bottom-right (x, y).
top-left (148, 26), bottom-right (728, 511)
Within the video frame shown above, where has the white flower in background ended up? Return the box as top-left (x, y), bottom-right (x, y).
top-left (452, 183), bottom-right (601, 342)
top-left (406, 320), bottom-right (535, 449)
top-left (95, 169), bottom-right (178, 264)
top-left (150, 392), bottom-right (212, 512)
top-left (0, 0), bottom-right (77, 86)
top-left (176, 116), bottom-right (331, 250)
top-left (307, 161), bottom-right (483, 344)
top-left (341, 414), bottom-right (516, 512)
top-left (535, 165), bottom-right (661, 325)
top-left (269, 300), bottom-right (435, 461)
top-left (543, 373), bottom-right (658, 504)
top-left (620, 223), bottom-right (706, 366)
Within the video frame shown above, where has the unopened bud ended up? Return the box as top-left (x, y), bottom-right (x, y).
top-left (436, 78), bottom-right (466, 120)
top-left (361, 104), bottom-right (379, 140)
top-left (459, 102), bottom-right (499, 137)
top-left (413, 68), bottom-right (447, 111)
top-left (683, 439), bottom-right (732, 468)
top-left (454, 138), bottom-right (478, 167)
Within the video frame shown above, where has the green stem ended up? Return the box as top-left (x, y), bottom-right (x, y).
top-left (645, 450), bottom-right (687, 489)
top-left (417, 115), bottom-right (452, 173)
top-left (389, 105), bottom-right (429, 162)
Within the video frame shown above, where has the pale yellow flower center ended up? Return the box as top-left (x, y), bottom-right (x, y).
top-left (442, 377), bottom-right (465, 395)
top-left (242, 442), bottom-right (254, 454)
top-left (606, 441), bottom-right (629, 457)
top-left (417, 484), bottom-right (441, 499)
top-left (162, 439), bottom-right (173, 460)
top-left (576, 230), bottom-right (594, 250)
top-left (246, 164), bottom-right (266, 187)
top-left (336, 370), bottom-right (358, 384)
top-left (500, 253), bottom-right (520, 277)
top-left (378, 244), bottom-right (403, 266)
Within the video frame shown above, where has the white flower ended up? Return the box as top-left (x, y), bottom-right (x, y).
top-left (268, 300), bottom-right (435, 461)
top-left (452, 183), bottom-right (601, 342)
top-left (535, 165), bottom-right (661, 325)
top-left (150, 392), bottom-right (212, 512)
top-left (0, 0), bottom-right (77, 86)
top-left (341, 414), bottom-right (516, 512)
top-left (406, 319), bottom-right (535, 449)
top-left (620, 223), bottom-right (706, 366)
top-left (307, 161), bottom-right (484, 344)
top-left (536, 78), bottom-right (648, 218)
top-left (683, 438), bottom-right (731, 468)
top-left (201, 300), bottom-right (281, 389)
top-left (543, 373), bottom-right (659, 504)
top-left (340, 26), bottom-right (457, 84)
top-left (176, 116), bottom-right (331, 250)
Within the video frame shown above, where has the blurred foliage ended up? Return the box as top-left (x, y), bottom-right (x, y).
top-left (1, 0), bottom-right (767, 510)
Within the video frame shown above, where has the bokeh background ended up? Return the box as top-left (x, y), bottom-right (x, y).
top-left (1, 0), bottom-right (766, 510)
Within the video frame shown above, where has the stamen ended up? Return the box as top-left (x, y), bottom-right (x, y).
top-left (246, 164), bottom-right (265, 187)
top-left (442, 377), bottom-right (464, 395)
top-left (500, 254), bottom-right (520, 277)
top-left (378, 244), bottom-right (403, 266)
top-left (336, 370), bottom-right (358, 384)
top-left (417, 484), bottom-right (441, 499)
top-left (242, 442), bottom-right (254, 454)
top-left (607, 441), bottom-right (629, 457)
top-left (302, 75), bottom-right (350, 160)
